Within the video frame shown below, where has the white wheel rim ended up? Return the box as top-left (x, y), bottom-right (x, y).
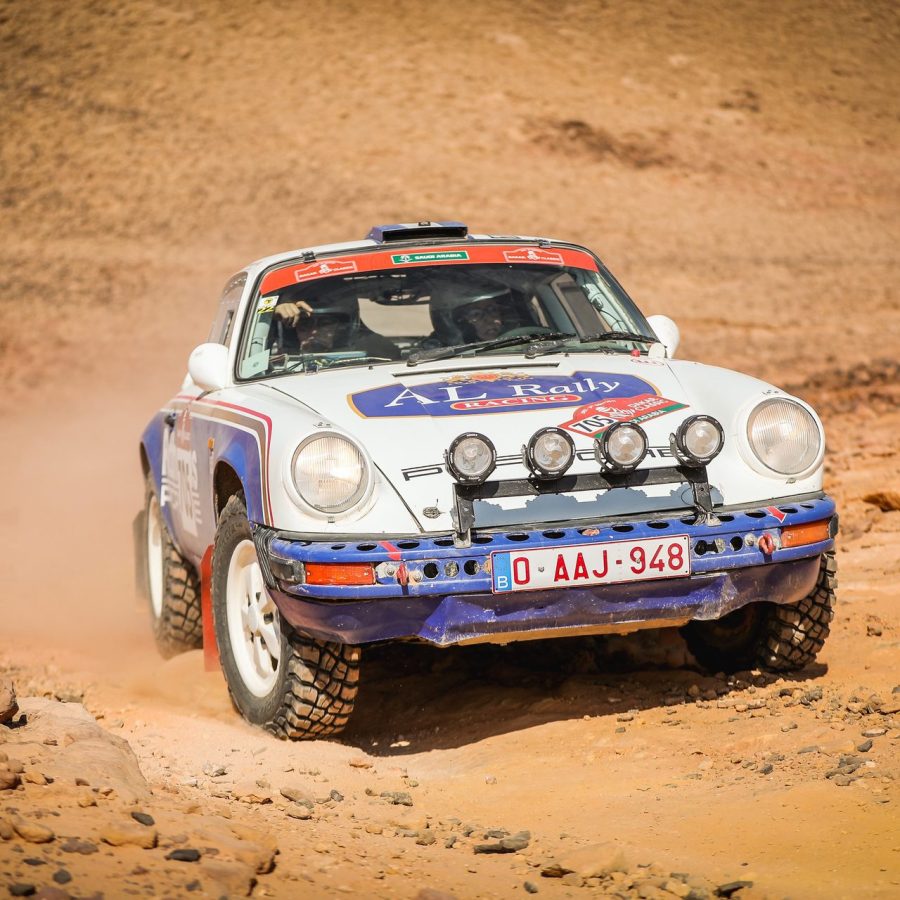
top-left (226, 539), bottom-right (282, 697)
top-left (147, 494), bottom-right (164, 618)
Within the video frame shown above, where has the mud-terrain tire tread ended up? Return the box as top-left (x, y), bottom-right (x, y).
top-left (145, 475), bottom-right (203, 659)
top-left (757, 550), bottom-right (836, 671)
top-left (212, 493), bottom-right (360, 740)
top-left (683, 551), bottom-right (836, 674)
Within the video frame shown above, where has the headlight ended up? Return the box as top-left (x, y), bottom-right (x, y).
top-left (524, 427), bottom-right (575, 480)
top-left (672, 415), bottom-right (724, 467)
top-left (747, 399), bottom-right (822, 475)
top-left (292, 434), bottom-right (369, 512)
top-left (446, 432), bottom-right (496, 484)
top-left (594, 422), bottom-right (648, 474)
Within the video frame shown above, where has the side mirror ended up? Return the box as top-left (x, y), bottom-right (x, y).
top-left (646, 315), bottom-right (680, 358)
top-left (188, 343), bottom-right (230, 392)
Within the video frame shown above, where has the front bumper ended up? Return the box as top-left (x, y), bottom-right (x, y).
top-left (254, 494), bottom-right (836, 647)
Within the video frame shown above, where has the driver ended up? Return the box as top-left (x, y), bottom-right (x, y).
top-left (272, 294), bottom-right (401, 360)
top-left (428, 285), bottom-right (524, 345)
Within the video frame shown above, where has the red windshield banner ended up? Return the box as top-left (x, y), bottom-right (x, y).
top-left (259, 244), bottom-right (599, 295)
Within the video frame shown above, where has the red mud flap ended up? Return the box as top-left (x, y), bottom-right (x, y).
top-left (200, 545), bottom-right (220, 672)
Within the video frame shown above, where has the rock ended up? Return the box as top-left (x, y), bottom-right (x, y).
top-left (166, 848), bottom-right (201, 862)
top-left (867, 624), bottom-right (883, 637)
top-left (100, 822), bottom-right (158, 849)
top-left (60, 838), bottom-right (97, 854)
top-left (561, 873), bottom-right (584, 887)
top-left (830, 774), bottom-right (853, 786)
top-left (51, 870), bottom-right (72, 885)
top-left (862, 490), bottom-right (900, 512)
top-left (0, 766), bottom-right (21, 790)
top-left (329, 789), bottom-right (344, 802)
top-left (857, 739), bottom-right (873, 752)
top-left (555, 842), bottom-right (629, 878)
top-left (349, 757), bottom-right (373, 769)
top-left (286, 806), bottom-right (312, 820)
top-left (863, 728), bottom-right (887, 737)
top-left (0, 680), bottom-right (19, 723)
top-left (0, 818), bottom-right (13, 839)
top-left (33, 889), bottom-right (70, 900)
top-left (232, 780), bottom-right (271, 804)
top-left (202, 762), bottom-right (227, 777)
top-left (15, 699), bottom-right (149, 803)
top-left (279, 784), bottom-right (315, 808)
top-left (715, 881), bottom-right (753, 897)
top-left (381, 790), bottom-right (413, 806)
top-left (131, 811), bottom-right (155, 826)
top-left (198, 860), bottom-right (256, 898)
top-left (524, 882), bottom-right (539, 894)
top-left (12, 817), bottom-right (55, 844)
top-left (365, 823), bottom-right (383, 834)
top-left (416, 830), bottom-right (436, 846)
top-left (195, 823), bottom-right (277, 874)
top-left (758, 763), bottom-right (773, 775)
top-left (8, 885), bottom-right (35, 898)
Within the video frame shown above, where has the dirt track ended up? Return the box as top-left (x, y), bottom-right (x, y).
top-left (1, 2), bottom-right (899, 898)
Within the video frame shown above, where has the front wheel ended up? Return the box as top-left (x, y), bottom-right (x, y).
top-left (211, 493), bottom-right (360, 739)
top-left (681, 551), bottom-right (836, 673)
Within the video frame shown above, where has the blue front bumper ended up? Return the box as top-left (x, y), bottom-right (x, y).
top-left (257, 495), bottom-right (836, 647)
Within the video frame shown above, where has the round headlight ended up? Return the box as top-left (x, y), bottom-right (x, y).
top-left (446, 433), bottom-right (496, 484)
top-left (292, 434), bottom-right (369, 512)
top-left (594, 422), bottom-right (648, 473)
top-left (747, 398), bottom-right (822, 475)
top-left (525, 427), bottom-right (575, 480)
top-left (673, 415), bottom-right (725, 467)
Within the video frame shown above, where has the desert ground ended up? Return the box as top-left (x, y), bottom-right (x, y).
top-left (1, 1), bottom-right (898, 898)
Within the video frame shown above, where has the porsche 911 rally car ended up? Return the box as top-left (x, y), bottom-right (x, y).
top-left (135, 221), bottom-right (837, 739)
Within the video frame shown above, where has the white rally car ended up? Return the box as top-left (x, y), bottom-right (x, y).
top-left (135, 221), bottom-right (837, 739)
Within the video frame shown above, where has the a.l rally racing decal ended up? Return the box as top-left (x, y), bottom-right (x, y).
top-left (349, 371), bottom-right (662, 418)
top-left (559, 394), bottom-right (687, 438)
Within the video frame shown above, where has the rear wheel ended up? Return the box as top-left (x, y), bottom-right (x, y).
top-left (212, 493), bottom-right (360, 739)
top-left (682, 551), bottom-right (836, 673)
top-left (144, 475), bottom-right (203, 658)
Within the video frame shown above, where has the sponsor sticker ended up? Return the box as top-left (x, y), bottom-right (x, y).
top-left (293, 259), bottom-right (358, 281)
top-left (503, 247), bottom-right (565, 265)
top-left (349, 371), bottom-right (657, 418)
top-left (765, 506), bottom-right (788, 522)
top-left (560, 393), bottom-right (687, 438)
top-left (257, 295), bottom-right (278, 313)
top-left (391, 250), bottom-right (470, 265)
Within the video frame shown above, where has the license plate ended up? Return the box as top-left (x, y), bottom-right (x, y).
top-left (491, 534), bottom-right (691, 593)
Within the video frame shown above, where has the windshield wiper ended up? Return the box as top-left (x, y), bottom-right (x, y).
top-left (406, 331), bottom-right (573, 366)
top-left (525, 330), bottom-right (659, 359)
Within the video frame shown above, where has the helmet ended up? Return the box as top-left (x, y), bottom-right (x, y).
top-left (429, 283), bottom-right (518, 344)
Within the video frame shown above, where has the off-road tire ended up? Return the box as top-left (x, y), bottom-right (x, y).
top-left (212, 493), bottom-right (360, 739)
top-left (682, 551), bottom-right (836, 673)
top-left (144, 474), bottom-right (203, 659)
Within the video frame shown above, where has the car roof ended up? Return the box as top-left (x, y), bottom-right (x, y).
top-left (242, 223), bottom-right (560, 278)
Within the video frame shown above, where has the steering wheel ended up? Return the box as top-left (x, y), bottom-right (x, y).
top-left (494, 325), bottom-right (557, 341)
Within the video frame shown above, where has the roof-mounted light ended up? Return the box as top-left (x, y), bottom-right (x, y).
top-left (367, 221), bottom-right (469, 243)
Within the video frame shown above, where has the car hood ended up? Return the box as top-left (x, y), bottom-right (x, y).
top-left (263, 354), bottom-right (787, 532)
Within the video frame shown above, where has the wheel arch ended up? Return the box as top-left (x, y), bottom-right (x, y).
top-left (213, 460), bottom-right (245, 522)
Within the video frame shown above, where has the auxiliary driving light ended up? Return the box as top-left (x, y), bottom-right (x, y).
top-left (594, 422), bottom-right (648, 474)
top-left (445, 432), bottom-right (497, 485)
top-left (672, 415), bottom-right (724, 467)
top-left (524, 427), bottom-right (575, 480)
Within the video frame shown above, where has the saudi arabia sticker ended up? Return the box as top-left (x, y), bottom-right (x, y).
top-left (391, 250), bottom-right (470, 265)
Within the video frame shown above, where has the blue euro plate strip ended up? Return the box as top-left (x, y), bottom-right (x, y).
top-left (262, 494), bottom-right (835, 602)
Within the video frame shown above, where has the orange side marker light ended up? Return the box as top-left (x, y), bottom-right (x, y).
top-left (305, 563), bottom-right (376, 586)
top-left (781, 520), bottom-right (832, 549)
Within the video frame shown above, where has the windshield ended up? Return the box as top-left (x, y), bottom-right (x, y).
top-left (237, 258), bottom-right (654, 379)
